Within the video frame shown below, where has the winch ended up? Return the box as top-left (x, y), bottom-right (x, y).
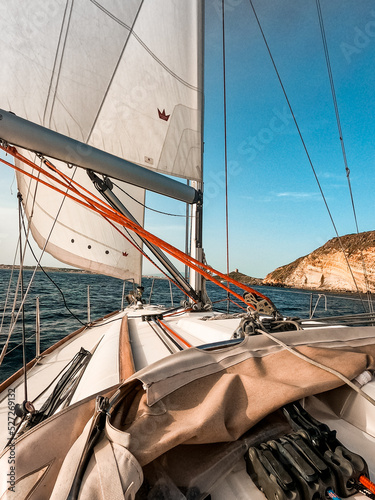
top-left (245, 401), bottom-right (374, 500)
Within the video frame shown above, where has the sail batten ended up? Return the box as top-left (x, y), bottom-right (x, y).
top-left (0, 0), bottom-right (203, 278)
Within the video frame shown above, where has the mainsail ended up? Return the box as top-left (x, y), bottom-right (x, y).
top-left (0, 0), bottom-right (203, 281)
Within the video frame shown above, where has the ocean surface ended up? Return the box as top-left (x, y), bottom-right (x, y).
top-left (0, 268), bottom-right (371, 383)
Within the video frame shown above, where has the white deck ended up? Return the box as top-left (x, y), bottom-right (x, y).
top-left (210, 392), bottom-right (375, 499)
top-left (1, 305), bottom-right (375, 499)
top-left (0, 305), bottom-right (240, 449)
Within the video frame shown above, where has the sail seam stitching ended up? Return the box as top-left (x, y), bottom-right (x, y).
top-left (85, 0), bottom-right (145, 144)
top-left (43, 0), bottom-right (75, 129)
top-left (89, 0), bottom-right (200, 92)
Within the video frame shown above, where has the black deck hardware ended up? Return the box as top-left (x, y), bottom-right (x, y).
top-left (245, 401), bottom-right (369, 500)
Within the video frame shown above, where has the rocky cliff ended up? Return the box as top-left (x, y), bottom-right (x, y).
top-left (264, 231), bottom-right (375, 292)
top-left (213, 270), bottom-right (263, 286)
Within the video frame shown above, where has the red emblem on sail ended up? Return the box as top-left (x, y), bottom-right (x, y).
top-left (123, 252), bottom-right (128, 257)
top-left (158, 108), bottom-right (170, 121)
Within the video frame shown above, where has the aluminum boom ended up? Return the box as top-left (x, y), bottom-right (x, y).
top-left (0, 109), bottom-right (199, 204)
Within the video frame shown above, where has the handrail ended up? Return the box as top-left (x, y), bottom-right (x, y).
top-left (36, 296), bottom-right (40, 358)
top-left (147, 276), bottom-right (175, 306)
top-left (309, 293), bottom-right (327, 319)
top-left (121, 278), bottom-right (135, 310)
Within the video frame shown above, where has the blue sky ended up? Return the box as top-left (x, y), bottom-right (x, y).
top-left (1, 0), bottom-right (375, 279)
top-left (201, 0), bottom-right (375, 277)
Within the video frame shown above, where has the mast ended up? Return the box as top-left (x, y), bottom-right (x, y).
top-left (189, 181), bottom-right (203, 293)
top-left (188, 1), bottom-right (208, 303)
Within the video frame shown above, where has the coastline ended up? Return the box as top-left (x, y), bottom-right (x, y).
top-left (0, 265), bottom-right (371, 296)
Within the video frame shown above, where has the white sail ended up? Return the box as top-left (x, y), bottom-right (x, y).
top-left (16, 153), bottom-right (145, 282)
top-left (0, 0), bottom-right (203, 279)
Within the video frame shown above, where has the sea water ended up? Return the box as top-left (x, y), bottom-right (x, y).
top-left (0, 268), bottom-right (371, 383)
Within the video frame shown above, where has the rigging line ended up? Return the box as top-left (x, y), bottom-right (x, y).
top-left (0, 262), bottom-right (16, 335)
top-left (42, 165), bottom-right (190, 301)
top-left (316, 0), bottom-right (373, 313)
top-left (33, 347), bottom-right (80, 404)
top-left (157, 319), bottom-right (192, 349)
top-left (146, 320), bottom-right (176, 354)
top-left (315, 1), bottom-right (348, 174)
top-left (43, 0), bottom-right (74, 127)
top-left (0, 220), bottom-right (23, 337)
top-left (17, 193), bottom-right (28, 402)
top-left (6, 146), bottom-right (192, 261)
top-left (103, 217), bottom-right (195, 301)
top-left (82, 175), bottom-right (197, 301)
top-left (3, 148), bottom-right (272, 308)
top-left (0, 266), bottom-right (22, 365)
top-left (1, 215), bottom-right (30, 347)
top-left (86, 0), bottom-right (145, 143)
top-left (37, 171), bottom-right (188, 303)
top-left (1, 151), bottom-right (121, 227)
top-left (185, 181), bottom-right (190, 281)
top-left (67, 174), bottom-right (246, 303)
top-left (98, 210), bottom-right (197, 302)
top-left (221, 0), bottom-right (231, 312)
top-left (22, 224), bottom-right (86, 327)
top-left (247, 0), bottom-right (367, 311)
top-left (229, 299), bottom-right (247, 311)
top-left (12, 154), bottom-right (45, 337)
top-left (66, 178), bottom-right (194, 299)
top-left (0, 170), bottom-right (81, 365)
top-left (255, 325), bottom-right (375, 408)
top-left (112, 181), bottom-right (190, 218)
top-left (81, 173), bottom-right (197, 301)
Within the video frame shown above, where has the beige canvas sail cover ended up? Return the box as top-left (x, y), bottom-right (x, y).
top-left (3, 326), bottom-right (375, 499)
top-left (0, 0), bottom-right (203, 280)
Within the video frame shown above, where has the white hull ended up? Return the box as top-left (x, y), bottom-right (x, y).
top-left (1, 306), bottom-right (375, 499)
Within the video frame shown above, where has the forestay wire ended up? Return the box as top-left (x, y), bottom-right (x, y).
top-left (247, 0), bottom-right (368, 311)
top-left (316, 0), bottom-right (373, 313)
top-left (221, 0), bottom-right (231, 308)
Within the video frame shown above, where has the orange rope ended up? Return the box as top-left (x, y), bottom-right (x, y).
top-left (229, 299), bottom-right (248, 311)
top-left (0, 144), bottom-right (273, 309)
top-left (42, 156), bottom-right (198, 301)
top-left (163, 308), bottom-right (192, 317)
top-left (359, 476), bottom-right (375, 495)
top-left (4, 148), bottom-right (197, 302)
top-left (158, 319), bottom-right (192, 348)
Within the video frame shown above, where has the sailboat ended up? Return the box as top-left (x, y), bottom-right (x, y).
top-left (0, 1), bottom-right (375, 499)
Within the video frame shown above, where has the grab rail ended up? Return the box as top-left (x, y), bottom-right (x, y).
top-left (309, 293), bottom-right (327, 319)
